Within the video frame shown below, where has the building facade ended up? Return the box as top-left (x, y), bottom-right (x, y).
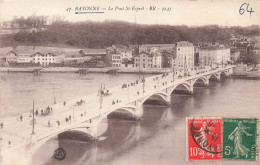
top-left (6, 51), bottom-right (18, 63)
top-left (32, 52), bottom-right (55, 66)
top-left (232, 43), bottom-right (249, 62)
top-left (17, 55), bottom-right (32, 63)
top-left (198, 46), bottom-right (230, 67)
top-left (117, 48), bottom-right (133, 60)
top-left (134, 52), bottom-right (153, 69)
top-left (174, 41), bottom-right (194, 69)
top-left (6, 51), bottom-right (34, 64)
top-left (230, 51), bottom-right (240, 63)
top-left (151, 50), bottom-right (162, 68)
top-left (139, 44), bottom-right (175, 53)
top-left (111, 54), bottom-right (122, 67)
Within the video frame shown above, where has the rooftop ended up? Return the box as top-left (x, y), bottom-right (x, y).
top-left (79, 49), bottom-right (106, 55)
top-left (176, 41), bottom-right (193, 47)
top-left (199, 44), bottom-right (229, 50)
top-left (133, 51), bottom-right (153, 57)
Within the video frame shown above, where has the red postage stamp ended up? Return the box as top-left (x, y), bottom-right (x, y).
top-left (187, 117), bottom-right (222, 161)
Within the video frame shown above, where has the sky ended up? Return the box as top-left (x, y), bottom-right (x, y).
top-left (0, 0), bottom-right (259, 26)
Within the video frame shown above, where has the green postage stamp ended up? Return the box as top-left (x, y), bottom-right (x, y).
top-left (222, 118), bottom-right (258, 160)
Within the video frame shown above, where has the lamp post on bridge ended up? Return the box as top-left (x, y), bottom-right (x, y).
top-left (127, 84), bottom-right (129, 100)
top-left (222, 56), bottom-right (223, 69)
top-left (172, 65), bottom-right (175, 82)
top-left (142, 74), bottom-right (145, 94)
top-left (99, 83), bottom-right (103, 116)
top-left (52, 87), bottom-right (57, 105)
top-left (31, 100), bottom-right (35, 135)
top-left (73, 107), bottom-right (75, 121)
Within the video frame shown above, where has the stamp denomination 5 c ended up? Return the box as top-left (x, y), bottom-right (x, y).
top-left (222, 118), bottom-right (258, 160)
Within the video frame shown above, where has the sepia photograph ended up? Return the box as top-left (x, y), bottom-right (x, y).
top-left (0, 0), bottom-right (259, 165)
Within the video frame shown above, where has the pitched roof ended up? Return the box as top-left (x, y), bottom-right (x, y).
top-left (133, 51), bottom-right (153, 58)
top-left (176, 41), bottom-right (193, 47)
top-left (64, 50), bottom-right (81, 56)
top-left (140, 44), bottom-right (175, 47)
top-left (117, 48), bottom-right (132, 53)
top-left (47, 51), bottom-right (64, 56)
top-left (32, 52), bottom-right (45, 56)
top-left (12, 48), bottom-right (35, 55)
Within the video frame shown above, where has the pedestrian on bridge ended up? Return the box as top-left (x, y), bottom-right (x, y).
top-left (0, 122), bottom-right (3, 129)
top-left (48, 120), bottom-right (52, 127)
top-left (35, 110), bottom-right (39, 116)
top-left (56, 121), bottom-right (60, 126)
top-left (64, 101), bottom-right (66, 106)
top-left (20, 115), bottom-right (23, 122)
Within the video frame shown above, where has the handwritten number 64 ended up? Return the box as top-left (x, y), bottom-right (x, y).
top-left (239, 3), bottom-right (254, 17)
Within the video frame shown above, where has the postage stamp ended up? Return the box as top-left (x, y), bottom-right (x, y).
top-left (222, 118), bottom-right (258, 160)
top-left (187, 117), bottom-right (222, 161)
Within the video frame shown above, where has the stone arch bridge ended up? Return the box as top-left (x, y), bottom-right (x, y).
top-left (0, 65), bottom-right (235, 164)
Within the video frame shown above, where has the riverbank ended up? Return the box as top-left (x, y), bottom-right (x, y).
top-left (232, 66), bottom-right (260, 80)
top-left (0, 67), bottom-right (171, 74)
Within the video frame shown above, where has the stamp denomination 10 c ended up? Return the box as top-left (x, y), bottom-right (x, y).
top-left (187, 118), bottom-right (222, 160)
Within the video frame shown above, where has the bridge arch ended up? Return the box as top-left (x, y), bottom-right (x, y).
top-left (220, 70), bottom-right (229, 77)
top-left (139, 92), bottom-right (170, 106)
top-left (29, 123), bottom-right (94, 153)
top-left (170, 82), bottom-right (191, 94)
top-left (192, 77), bottom-right (208, 86)
top-left (209, 73), bottom-right (220, 80)
top-left (114, 106), bottom-right (138, 116)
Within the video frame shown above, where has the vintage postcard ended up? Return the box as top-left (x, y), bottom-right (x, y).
top-left (0, 0), bottom-right (259, 165)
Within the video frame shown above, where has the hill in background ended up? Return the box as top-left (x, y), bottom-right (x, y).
top-left (0, 21), bottom-right (259, 49)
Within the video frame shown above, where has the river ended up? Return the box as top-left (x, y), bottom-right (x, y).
top-left (0, 72), bottom-right (259, 165)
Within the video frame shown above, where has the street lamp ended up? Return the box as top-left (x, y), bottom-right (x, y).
top-left (172, 67), bottom-right (175, 82)
top-left (31, 100), bottom-right (35, 135)
top-left (53, 88), bottom-right (56, 104)
top-left (142, 74), bottom-right (145, 93)
top-left (99, 83), bottom-right (103, 116)
top-left (73, 107), bottom-right (75, 121)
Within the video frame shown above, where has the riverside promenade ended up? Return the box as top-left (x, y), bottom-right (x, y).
top-left (0, 65), bottom-right (235, 165)
top-left (0, 67), bottom-right (172, 74)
